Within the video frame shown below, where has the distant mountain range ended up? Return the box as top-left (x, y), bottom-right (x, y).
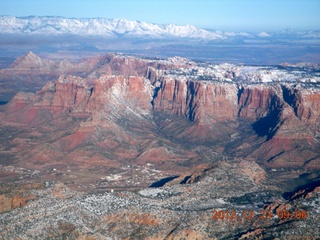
top-left (1, 16), bottom-right (319, 40)
top-left (0, 16), bottom-right (319, 65)
top-left (0, 16), bottom-right (224, 39)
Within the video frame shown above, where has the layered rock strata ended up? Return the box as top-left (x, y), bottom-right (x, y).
top-left (0, 53), bottom-right (319, 177)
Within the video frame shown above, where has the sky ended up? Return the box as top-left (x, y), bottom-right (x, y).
top-left (1, 0), bottom-right (320, 31)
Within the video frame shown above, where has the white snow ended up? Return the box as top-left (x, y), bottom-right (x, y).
top-left (139, 188), bottom-right (165, 197)
top-left (0, 16), bottom-right (225, 40)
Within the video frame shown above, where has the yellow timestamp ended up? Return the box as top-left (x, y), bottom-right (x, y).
top-left (212, 209), bottom-right (308, 221)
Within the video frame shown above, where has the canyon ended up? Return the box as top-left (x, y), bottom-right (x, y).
top-left (1, 52), bottom-right (319, 174)
top-left (0, 52), bottom-right (320, 239)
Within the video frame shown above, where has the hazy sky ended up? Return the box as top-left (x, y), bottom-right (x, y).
top-left (1, 0), bottom-right (320, 31)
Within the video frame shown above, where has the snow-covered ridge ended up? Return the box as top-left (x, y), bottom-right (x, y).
top-left (162, 57), bottom-right (320, 84)
top-left (1, 16), bottom-right (319, 40)
top-left (0, 16), bottom-right (225, 39)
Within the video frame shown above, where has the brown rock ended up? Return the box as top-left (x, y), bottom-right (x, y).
top-left (0, 183), bottom-right (40, 213)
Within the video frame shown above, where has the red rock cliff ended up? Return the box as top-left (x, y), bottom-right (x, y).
top-left (153, 77), bottom-right (238, 123)
top-left (1, 57), bottom-right (320, 170)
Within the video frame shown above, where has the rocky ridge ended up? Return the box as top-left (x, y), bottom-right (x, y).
top-left (0, 53), bottom-right (319, 179)
top-left (1, 16), bottom-right (320, 42)
top-left (0, 16), bottom-right (224, 40)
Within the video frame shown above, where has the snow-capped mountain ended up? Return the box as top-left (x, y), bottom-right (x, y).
top-left (1, 16), bottom-right (319, 41)
top-left (0, 16), bottom-right (225, 40)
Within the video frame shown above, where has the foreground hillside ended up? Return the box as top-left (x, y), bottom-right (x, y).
top-left (0, 52), bottom-right (319, 238)
top-left (1, 164), bottom-right (320, 239)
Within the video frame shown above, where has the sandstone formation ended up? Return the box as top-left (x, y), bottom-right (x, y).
top-left (0, 53), bottom-right (319, 189)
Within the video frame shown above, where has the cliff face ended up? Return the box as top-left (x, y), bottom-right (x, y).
top-left (238, 85), bottom-right (283, 120)
top-left (281, 85), bottom-right (320, 128)
top-left (0, 54), bottom-right (319, 174)
top-left (153, 78), bottom-right (238, 122)
top-left (152, 77), bottom-right (319, 149)
top-left (232, 84), bottom-right (319, 168)
top-left (238, 84), bottom-right (320, 136)
top-left (237, 85), bottom-right (310, 137)
top-left (86, 75), bottom-right (153, 114)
